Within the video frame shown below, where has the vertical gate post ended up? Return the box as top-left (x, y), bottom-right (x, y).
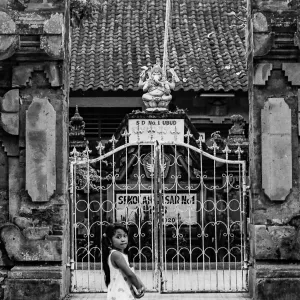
top-left (241, 161), bottom-right (247, 270)
top-left (247, 1), bottom-right (300, 299)
top-left (157, 142), bottom-right (164, 293)
top-left (69, 158), bottom-right (75, 275)
top-left (153, 141), bottom-right (162, 292)
top-left (0, 1), bottom-right (70, 299)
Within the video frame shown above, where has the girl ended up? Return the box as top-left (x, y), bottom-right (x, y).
top-left (102, 223), bottom-right (145, 299)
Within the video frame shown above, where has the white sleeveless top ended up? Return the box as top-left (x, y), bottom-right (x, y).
top-left (107, 249), bottom-right (135, 300)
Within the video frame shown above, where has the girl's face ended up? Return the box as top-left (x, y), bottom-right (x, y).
top-left (111, 228), bottom-right (128, 252)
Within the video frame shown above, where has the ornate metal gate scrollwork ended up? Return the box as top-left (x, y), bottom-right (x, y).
top-left (69, 133), bottom-right (248, 292)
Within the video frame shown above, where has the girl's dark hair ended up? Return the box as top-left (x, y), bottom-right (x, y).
top-left (102, 222), bottom-right (130, 287)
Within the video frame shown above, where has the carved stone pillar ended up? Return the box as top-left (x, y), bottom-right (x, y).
top-left (0, 1), bottom-right (70, 299)
top-left (248, 0), bottom-right (300, 299)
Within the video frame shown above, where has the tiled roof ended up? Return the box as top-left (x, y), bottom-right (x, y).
top-left (70, 0), bottom-right (247, 92)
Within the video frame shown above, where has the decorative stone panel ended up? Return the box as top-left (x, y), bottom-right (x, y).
top-left (9, 157), bottom-right (20, 220)
top-left (256, 278), bottom-right (300, 300)
top-left (251, 225), bottom-right (300, 260)
top-left (0, 89), bottom-right (19, 135)
top-left (254, 33), bottom-right (274, 57)
top-left (44, 64), bottom-right (61, 87)
top-left (8, 278), bottom-right (61, 300)
top-left (26, 97), bottom-right (56, 202)
top-left (298, 89), bottom-right (300, 136)
top-left (40, 13), bottom-right (64, 59)
top-left (12, 64), bottom-right (62, 88)
top-left (0, 11), bottom-right (18, 60)
top-left (0, 146), bottom-right (8, 190)
top-left (282, 63), bottom-right (300, 86)
top-left (0, 224), bottom-right (62, 261)
top-left (0, 135), bottom-right (19, 156)
top-left (7, 266), bottom-right (64, 300)
top-left (261, 98), bottom-right (292, 201)
top-left (252, 0), bottom-right (296, 10)
top-left (254, 63), bottom-right (272, 85)
top-left (12, 66), bottom-right (34, 88)
top-left (253, 12), bottom-right (268, 32)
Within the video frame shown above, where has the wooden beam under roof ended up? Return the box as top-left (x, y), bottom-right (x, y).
top-left (69, 97), bottom-right (143, 108)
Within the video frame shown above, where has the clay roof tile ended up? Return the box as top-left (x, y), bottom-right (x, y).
top-left (70, 0), bottom-right (247, 92)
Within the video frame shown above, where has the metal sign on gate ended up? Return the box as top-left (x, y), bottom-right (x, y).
top-left (69, 132), bottom-right (248, 293)
top-left (128, 119), bottom-right (184, 143)
top-left (115, 193), bottom-right (197, 223)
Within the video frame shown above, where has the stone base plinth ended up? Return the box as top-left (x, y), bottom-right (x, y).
top-left (250, 264), bottom-right (300, 300)
top-left (6, 266), bottom-right (69, 300)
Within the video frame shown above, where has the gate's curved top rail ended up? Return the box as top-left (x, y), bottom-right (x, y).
top-left (70, 141), bottom-right (245, 166)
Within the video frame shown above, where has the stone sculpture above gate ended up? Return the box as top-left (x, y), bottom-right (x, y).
top-left (138, 64), bottom-right (178, 112)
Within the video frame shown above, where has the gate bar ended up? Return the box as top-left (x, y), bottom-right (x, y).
top-left (158, 142), bottom-right (164, 292)
top-left (153, 141), bottom-right (161, 292)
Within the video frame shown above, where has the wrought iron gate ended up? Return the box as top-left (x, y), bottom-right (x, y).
top-left (70, 134), bottom-right (248, 292)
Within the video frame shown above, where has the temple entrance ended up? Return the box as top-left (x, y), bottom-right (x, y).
top-left (69, 118), bottom-right (249, 293)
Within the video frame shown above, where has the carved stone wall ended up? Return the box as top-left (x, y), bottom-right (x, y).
top-left (0, 0), bottom-right (70, 299)
top-left (248, 0), bottom-right (300, 299)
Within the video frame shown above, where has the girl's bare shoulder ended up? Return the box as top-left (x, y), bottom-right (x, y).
top-left (110, 250), bottom-right (126, 262)
top-left (110, 251), bottom-right (131, 272)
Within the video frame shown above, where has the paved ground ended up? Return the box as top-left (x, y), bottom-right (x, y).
top-left (67, 292), bottom-right (251, 300)
top-left (70, 269), bottom-right (250, 299)
top-left (72, 269), bottom-right (247, 292)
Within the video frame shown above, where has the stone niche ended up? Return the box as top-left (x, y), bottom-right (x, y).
top-left (26, 96), bottom-right (56, 202)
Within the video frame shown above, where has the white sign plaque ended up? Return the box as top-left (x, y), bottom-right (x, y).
top-left (128, 119), bottom-right (184, 143)
top-left (116, 193), bottom-right (197, 224)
